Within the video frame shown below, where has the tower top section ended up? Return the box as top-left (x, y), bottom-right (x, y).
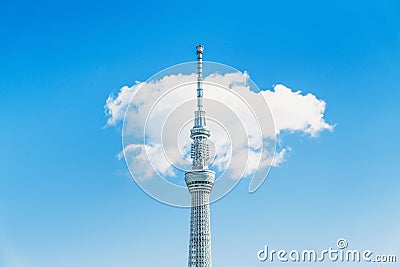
top-left (196, 44), bottom-right (204, 54)
top-left (192, 44), bottom-right (208, 131)
top-left (196, 45), bottom-right (204, 85)
top-left (190, 45), bottom-right (211, 170)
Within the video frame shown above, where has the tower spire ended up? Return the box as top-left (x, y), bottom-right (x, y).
top-left (195, 45), bottom-right (206, 128)
top-left (191, 45), bottom-right (210, 170)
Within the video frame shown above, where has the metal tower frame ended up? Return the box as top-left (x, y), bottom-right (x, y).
top-left (185, 45), bottom-right (215, 267)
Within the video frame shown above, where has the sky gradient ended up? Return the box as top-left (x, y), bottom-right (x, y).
top-left (0, 0), bottom-right (399, 266)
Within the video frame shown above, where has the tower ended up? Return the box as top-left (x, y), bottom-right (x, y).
top-left (185, 45), bottom-right (215, 267)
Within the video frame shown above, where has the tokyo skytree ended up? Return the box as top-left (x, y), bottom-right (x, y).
top-left (185, 45), bottom-right (215, 267)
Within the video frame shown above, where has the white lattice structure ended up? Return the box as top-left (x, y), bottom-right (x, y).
top-left (185, 45), bottom-right (215, 267)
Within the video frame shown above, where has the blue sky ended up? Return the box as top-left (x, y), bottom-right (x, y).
top-left (1, 0), bottom-right (399, 266)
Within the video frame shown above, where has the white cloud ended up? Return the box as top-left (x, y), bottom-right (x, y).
top-left (105, 71), bottom-right (333, 181)
top-left (104, 83), bottom-right (143, 127)
top-left (272, 147), bottom-right (289, 167)
top-left (262, 84), bottom-right (333, 136)
top-left (119, 143), bottom-right (175, 181)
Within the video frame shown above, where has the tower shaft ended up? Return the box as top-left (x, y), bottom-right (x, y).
top-left (186, 171), bottom-right (214, 267)
top-left (185, 45), bottom-right (215, 267)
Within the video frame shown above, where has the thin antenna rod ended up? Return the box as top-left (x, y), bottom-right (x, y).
top-left (194, 45), bottom-right (206, 129)
top-left (196, 45), bottom-right (204, 112)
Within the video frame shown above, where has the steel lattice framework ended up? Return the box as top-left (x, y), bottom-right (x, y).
top-left (185, 45), bottom-right (215, 267)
